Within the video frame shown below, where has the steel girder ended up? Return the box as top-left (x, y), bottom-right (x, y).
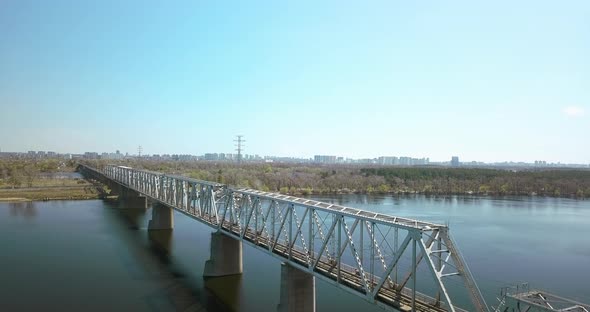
top-left (85, 164), bottom-right (489, 312)
top-left (495, 284), bottom-right (590, 312)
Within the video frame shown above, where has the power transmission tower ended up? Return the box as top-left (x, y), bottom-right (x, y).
top-left (234, 135), bottom-right (245, 164)
top-left (138, 145), bottom-right (143, 158)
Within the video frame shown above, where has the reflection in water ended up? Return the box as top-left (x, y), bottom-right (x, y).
top-left (119, 207), bottom-right (147, 230)
top-left (149, 229), bottom-right (174, 265)
top-left (107, 203), bottom-right (215, 312)
top-left (205, 275), bottom-right (243, 312)
top-left (103, 198), bottom-right (148, 230)
top-left (110, 203), bottom-right (239, 312)
top-left (2, 196), bottom-right (589, 311)
top-left (9, 202), bottom-right (37, 219)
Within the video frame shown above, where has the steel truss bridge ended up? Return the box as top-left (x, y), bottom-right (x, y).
top-left (81, 164), bottom-right (489, 312)
top-left (495, 284), bottom-right (590, 312)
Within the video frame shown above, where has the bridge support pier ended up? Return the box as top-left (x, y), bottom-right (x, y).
top-left (203, 232), bottom-right (243, 277)
top-left (148, 203), bottom-right (174, 230)
top-left (114, 185), bottom-right (147, 209)
top-left (277, 263), bottom-right (316, 312)
top-left (122, 195), bottom-right (147, 209)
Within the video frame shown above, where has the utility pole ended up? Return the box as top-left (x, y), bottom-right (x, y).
top-left (234, 135), bottom-right (245, 165)
top-left (138, 145), bottom-right (143, 158)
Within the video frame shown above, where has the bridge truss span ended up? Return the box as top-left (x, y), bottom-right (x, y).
top-left (91, 164), bottom-right (489, 312)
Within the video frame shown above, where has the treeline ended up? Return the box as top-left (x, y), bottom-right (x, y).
top-left (360, 167), bottom-right (590, 198)
top-left (0, 159), bottom-right (74, 188)
top-left (84, 160), bottom-right (590, 199)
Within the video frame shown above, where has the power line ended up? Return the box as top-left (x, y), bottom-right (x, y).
top-left (234, 135), bottom-right (245, 164)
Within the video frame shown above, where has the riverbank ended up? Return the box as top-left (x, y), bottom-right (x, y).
top-left (0, 178), bottom-right (106, 201)
top-left (80, 160), bottom-right (590, 200)
top-left (0, 159), bottom-right (108, 202)
top-left (279, 188), bottom-right (589, 199)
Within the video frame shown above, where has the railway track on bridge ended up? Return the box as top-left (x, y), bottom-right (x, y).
top-left (182, 212), bottom-right (461, 312)
top-left (79, 164), bottom-right (488, 312)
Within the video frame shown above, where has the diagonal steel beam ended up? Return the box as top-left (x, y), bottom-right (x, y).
top-left (441, 229), bottom-right (489, 312)
top-left (242, 196), bottom-right (257, 239)
top-left (271, 205), bottom-right (290, 251)
top-left (417, 234), bottom-right (456, 312)
top-left (289, 207), bottom-right (310, 250)
top-left (312, 216), bottom-right (339, 269)
top-left (326, 218), bottom-right (360, 273)
top-left (372, 233), bottom-right (413, 298)
top-left (397, 229), bottom-right (439, 291)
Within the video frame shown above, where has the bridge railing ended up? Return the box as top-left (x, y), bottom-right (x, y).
top-left (85, 164), bottom-right (489, 312)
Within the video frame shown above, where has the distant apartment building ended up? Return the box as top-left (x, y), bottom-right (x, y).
top-left (314, 155), bottom-right (337, 164)
top-left (176, 154), bottom-right (196, 161)
top-left (378, 156), bottom-right (398, 165)
top-left (412, 158), bottom-right (429, 166)
top-left (263, 155), bottom-right (310, 163)
top-left (358, 158), bottom-right (376, 164)
top-left (399, 157), bottom-right (412, 166)
top-left (0, 152), bottom-right (21, 159)
top-left (242, 154), bottom-right (262, 161)
top-left (204, 153), bottom-right (219, 161)
top-left (451, 156), bottom-right (460, 167)
top-left (100, 150), bottom-right (124, 160)
top-left (84, 152), bottom-right (99, 159)
top-left (380, 156), bottom-right (429, 166)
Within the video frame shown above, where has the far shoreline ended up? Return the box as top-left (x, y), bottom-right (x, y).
top-left (1, 189), bottom-right (586, 204)
top-left (0, 195), bottom-right (103, 202)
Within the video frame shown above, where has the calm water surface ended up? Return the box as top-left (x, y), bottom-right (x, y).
top-left (1, 195), bottom-right (588, 311)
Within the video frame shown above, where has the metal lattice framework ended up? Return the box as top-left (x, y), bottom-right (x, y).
top-left (495, 284), bottom-right (590, 312)
top-left (85, 164), bottom-right (489, 312)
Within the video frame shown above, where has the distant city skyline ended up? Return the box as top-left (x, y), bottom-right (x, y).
top-left (1, 1), bottom-right (588, 163)
top-left (1, 148), bottom-right (588, 168)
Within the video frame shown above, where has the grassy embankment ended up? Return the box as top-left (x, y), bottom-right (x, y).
top-left (0, 159), bottom-right (106, 201)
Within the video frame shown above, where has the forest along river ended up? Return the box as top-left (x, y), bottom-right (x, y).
top-left (0, 195), bottom-right (588, 311)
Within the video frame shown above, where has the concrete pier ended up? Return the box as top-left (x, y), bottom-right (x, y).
top-left (203, 232), bottom-right (243, 277)
top-left (148, 203), bottom-right (174, 230)
top-left (277, 263), bottom-right (316, 312)
top-left (122, 196), bottom-right (147, 209)
top-left (108, 182), bottom-right (147, 209)
top-left (106, 181), bottom-right (123, 197)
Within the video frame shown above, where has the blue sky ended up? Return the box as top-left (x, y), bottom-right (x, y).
top-left (1, 1), bottom-right (588, 163)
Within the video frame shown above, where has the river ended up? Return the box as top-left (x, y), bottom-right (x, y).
top-left (1, 195), bottom-right (588, 311)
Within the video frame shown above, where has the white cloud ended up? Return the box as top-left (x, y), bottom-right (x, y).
top-left (563, 106), bottom-right (585, 117)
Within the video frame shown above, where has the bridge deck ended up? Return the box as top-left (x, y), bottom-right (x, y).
top-left (79, 164), bottom-right (486, 312)
top-left (174, 208), bottom-right (458, 312)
